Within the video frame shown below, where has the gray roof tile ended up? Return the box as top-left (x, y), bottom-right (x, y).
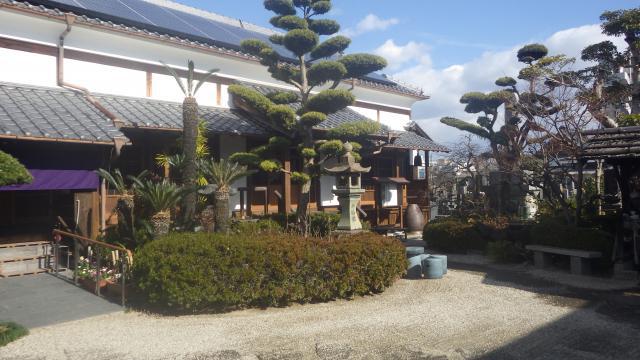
top-left (388, 131), bottom-right (449, 152)
top-left (93, 93), bottom-right (271, 137)
top-left (0, 82), bottom-right (124, 143)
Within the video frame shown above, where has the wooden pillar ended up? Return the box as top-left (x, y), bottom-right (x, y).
top-left (146, 71), bottom-right (153, 97)
top-left (216, 83), bottom-right (222, 106)
top-left (283, 151), bottom-right (292, 214)
top-left (425, 151), bottom-right (430, 223)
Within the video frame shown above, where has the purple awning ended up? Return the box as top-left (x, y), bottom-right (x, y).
top-left (0, 169), bottom-right (99, 191)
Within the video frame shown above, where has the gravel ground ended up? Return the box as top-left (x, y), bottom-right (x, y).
top-left (2, 269), bottom-right (639, 360)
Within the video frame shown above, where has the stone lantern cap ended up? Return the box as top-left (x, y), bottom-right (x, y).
top-left (323, 142), bottom-right (371, 174)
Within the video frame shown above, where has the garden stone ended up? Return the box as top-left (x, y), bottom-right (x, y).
top-left (406, 246), bottom-right (425, 257)
top-left (407, 254), bottom-right (423, 279)
top-left (429, 255), bottom-right (448, 274)
top-left (423, 256), bottom-right (444, 279)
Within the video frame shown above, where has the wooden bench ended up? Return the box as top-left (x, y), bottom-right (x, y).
top-left (525, 245), bottom-right (602, 275)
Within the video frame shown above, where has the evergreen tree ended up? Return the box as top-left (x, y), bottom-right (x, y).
top-left (228, 0), bottom-right (386, 232)
top-left (0, 150), bottom-right (32, 186)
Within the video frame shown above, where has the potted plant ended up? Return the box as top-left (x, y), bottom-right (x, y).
top-left (75, 256), bottom-right (110, 291)
top-left (131, 178), bottom-right (185, 237)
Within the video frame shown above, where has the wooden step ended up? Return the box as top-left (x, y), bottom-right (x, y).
top-left (0, 241), bottom-right (50, 249)
top-left (0, 244), bottom-right (51, 261)
top-left (0, 268), bottom-right (52, 278)
top-left (0, 254), bottom-right (50, 263)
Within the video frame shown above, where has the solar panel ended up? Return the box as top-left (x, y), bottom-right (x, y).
top-left (26, 0), bottom-right (392, 84)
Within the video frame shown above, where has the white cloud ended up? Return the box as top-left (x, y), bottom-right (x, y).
top-left (381, 24), bottom-right (626, 146)
top-left (342, 14), bottom-right (399, 37)
top-left (373, 40), bottom-right (431, 70)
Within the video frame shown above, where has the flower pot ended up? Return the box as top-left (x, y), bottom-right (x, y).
top-left (79, 277), bottom-right (108, 292)
top-left (106, 280), bottom-right (123, 298)
top-left (406, 204), bottom-right (424, 235)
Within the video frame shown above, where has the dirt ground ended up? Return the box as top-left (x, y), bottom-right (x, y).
top-left (1, 262), bottom-right (639, 360)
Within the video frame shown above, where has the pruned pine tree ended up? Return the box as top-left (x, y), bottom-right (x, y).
top-left (600, 8), bottom-right (640, 115)
top-left (160, 61), bottom-right (219, 225)
top-left (440, 44), bottom-right (558, 172)
top-left (228, 0), bottom-right (386, 233)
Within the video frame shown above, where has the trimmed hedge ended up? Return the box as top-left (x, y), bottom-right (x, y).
top-left (530, 219), bottom-right (614, 268)
top-left (133, 232), bottom-right (405, 312)
top-left (422, 220), bottom-right (486, 253)
top-left (0, 322), bottom-right (28, 347)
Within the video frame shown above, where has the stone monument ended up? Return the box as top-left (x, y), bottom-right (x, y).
top-left (323, 142), bottom-right (371, 232)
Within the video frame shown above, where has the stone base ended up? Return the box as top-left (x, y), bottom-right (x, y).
top-left (332, 229), bottom-right (368, 236)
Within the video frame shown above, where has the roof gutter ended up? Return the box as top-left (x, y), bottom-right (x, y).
top-left (56, 13), bottom-right (127, 155)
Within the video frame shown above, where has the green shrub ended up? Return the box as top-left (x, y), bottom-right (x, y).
top-left (0, 151), bottom-right (32, 186)
top-left (487, 240), bottom-right (520, 263)
top-left (529, 219), bottom-right (614, 268)
top-left (309, 212), bottom-right (339, 237)
top-left (231, 218), bottom-right (283, 235)
top-left (0, 322), bottom-right (28, 347)
top-left (422, 219), bottom-right (486, 253)
top-left (133, 232), bottom-right (406, 312)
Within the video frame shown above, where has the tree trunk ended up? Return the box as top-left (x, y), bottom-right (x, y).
top-left (214, 190), bottom-right (230, 233)
top-left (151, 210), bottom-right (171, 238)
top-left (575, 160), bottom-right (584, 225)
top-left (182, 96), bottom-right (199, 225)
top-left (296, 127), bottom-right (313, 235)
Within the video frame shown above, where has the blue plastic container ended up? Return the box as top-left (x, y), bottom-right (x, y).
top-left (429, 255), bottom-right (448, 274)
top-left (406, 254), bottom-right (423, 279)
top-left (422, 256), bottom-right (444, 279)
top-left (405, 246), bottom-right (424, 258)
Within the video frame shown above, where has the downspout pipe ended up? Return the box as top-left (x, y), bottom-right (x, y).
top-left (57, 13), bottom-right (125, 137)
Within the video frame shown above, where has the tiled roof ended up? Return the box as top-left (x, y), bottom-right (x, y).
top-left (387, 131), bottom-right (449, 152)
top-left (93, 94), bottom-right (271, 137)
top-left (581, 126), bottom-right (640, 159)
top-left (7, 0), bottom-right (426, 98)
top-left (0, 82), bottom-right (125, 144)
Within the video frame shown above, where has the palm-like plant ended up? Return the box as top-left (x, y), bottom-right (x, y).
top-left (96, 168), bottom-right (148, 210)
top-left (131, 178), bottom-right (185, 237)
top-left (160, 60), bottom-right (219, 225)
top-left (201, 159), bottom-right (254, 233)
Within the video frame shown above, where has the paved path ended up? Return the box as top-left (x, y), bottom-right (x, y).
top-left (0, 273), bottom-right (122, 328)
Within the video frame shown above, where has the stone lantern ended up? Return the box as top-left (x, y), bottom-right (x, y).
top-left (323, 142), bottom-right (371, 232)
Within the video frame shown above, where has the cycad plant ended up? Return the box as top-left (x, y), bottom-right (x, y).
top-left (131, 178), bottom-right (185, 237)
top-left (96, 168), bottom-right (148, 211)
top-left (201, 158), bottom-right (254, 233)
top-left (160, 60), bottom-right (219, 225)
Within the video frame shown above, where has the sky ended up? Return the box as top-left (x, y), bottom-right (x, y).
top-left (178, 0), bottom-right (637, 146)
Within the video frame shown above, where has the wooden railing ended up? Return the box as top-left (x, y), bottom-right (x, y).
top-left (52, 229), bottom-right (132, 307)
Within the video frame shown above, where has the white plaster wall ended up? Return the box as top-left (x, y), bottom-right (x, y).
top-left (65, 59), bottom-right (147, 97)
top-left (319, 175), bottom-right (339, 207)
top-left (0, 9), bottom-right (420, 110)
top-left (0, 48), bottom-right (56, 87)
top-left (380, 110), bottom-right (411, 131)
top-left (151, 73), bottom-right (217, 106)
top-left (348, 106), bottom-right (377, 121)
top-left (218, 135), bottom-right (247, 213)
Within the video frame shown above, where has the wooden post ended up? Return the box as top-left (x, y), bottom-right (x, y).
top-left (146, 71), bottom-right (152, 97)
top-left (216, 83), bottom-right (222, 106)
top-left (283, 151), bottom-right (292, 214)
top-left (100, 179), bottom-right (106, 233)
